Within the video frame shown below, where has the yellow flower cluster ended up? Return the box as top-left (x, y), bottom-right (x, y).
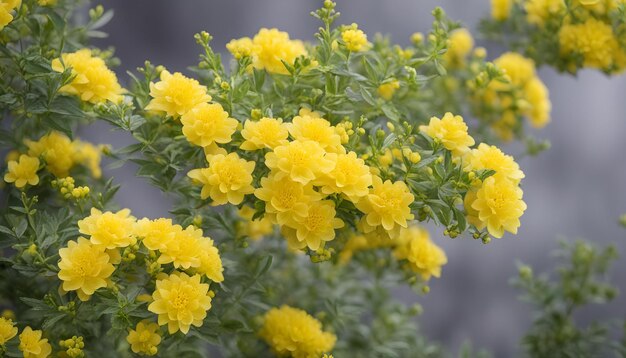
top-left (227, 28), bottom-right (308, 74)
top-left (51, 49), bottom-right (124, 104)
top-left (4, 154), bottom-right (39, 189)
top-left (340, 224), bottom-right (447, 279)
top-left (502, 0), bottom-right (626, 73)
top-left (127, 320), bottom-right (161, 356)
top-left (341, 23), bottom-right (368, 52)
top-left (559, 18), bottom-right (626, 72)
top-left (148, 272), bottom-right (214, 334)
top-left (0, 317), bottom-right (17, 345)
top-left (62, 208), bottom-right (223, 331)
top-left (492, 52), bottom-right (551, 131)
top-left (393, 225), bottom-right (447, 280)
top-left (0, 0), bottom-right (20, 31)
top-left (18, 326), bottom-right (51, 358)
top-left (444, 28), bottom-right (474, 67)
top-left (184, 106), bottom-right (415, 250)
top-left (464, 144), bottom-right (527, 238)
top-left (59, 336), bottom-right (85, 358)
top-left (471, 52), bottom-right (551, 139)
top-left (491, 0), bottom-right (513, 20)
top-left (524, 0), bottom-right (564, 26)
top-left (259, 305), bottom-right (336, 358)
top-left (51, 177), bottom-right (90, 200)
top-left (135, 217), bottom-right (224, 282)
top-left (23, 131), bottom-right (102, 178)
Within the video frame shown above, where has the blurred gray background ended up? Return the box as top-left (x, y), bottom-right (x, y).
top-left (85, 1), bottom-right (626, 356)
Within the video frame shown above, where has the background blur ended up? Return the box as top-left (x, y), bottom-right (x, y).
top-left (85, 1), bottom-right (626, 356)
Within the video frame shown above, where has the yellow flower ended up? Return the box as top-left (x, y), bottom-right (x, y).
top-left (254, 172), bottom-right (323, 225)
top-left (51, 49), bottom-right (124, 104)
top-left (180, 102), bottom-right (238, 148)
top-left (18, 327), bottom-right (51, 358)
top-left (58, 237), bottom-right (115, 301)
top-left (342, 24), bottom-right (368, 52)
top-left (287, 108), bottom-right (343, 153)
top-left (356, 176), bottom-right (414, 236)
top-left (25, 131), bottom-right (76, 177)
top-left (240, 117), bottom-right (289, 151)
top-left (238, 206), bottom-right (274, 240)
top-left (523, 77), bottom-right (551, 128)
top-left (187, 152), bottom-right (255, 205)
top-left (135, 218), bottom-right (179, 251)
top-left (251, 28), bottom-right (307, 75)
top-left (197, 238), bottom-right (224, 283)
top-left (145, 70), bottom-right (211, 119)
top-left (226, 37), bottom-right (254, 59)
top-left (393, 226), bottom-right (447, 280)
top-left (494, 52), bottom-right (536, 86)
top-left (465, 143), bottom-right (525, 184)
top-left (419, 112), bottom-right (475, 156)
top-left (4, 154), bottom-right (39, 188)
top-left (259, 305), bottom-right (336, 358)
top-left (315, 151), bottom-right (372, 203)
top-left (444, 28), bottom-right (474, 66)
top-left (265, 140), bottom-right (335, 184)
top-left (558, 18), bottom-right (623, 71)
top-left (78, 208), bottom-right (137, 249)
top-left (282, 200), bottom-right (344, 250)
top-left (491, 0), bottom-right (512, 20)
top-left (0, 317), bottom-right (17, 345)
top-left (157, 225), bottom-right (204, 269)
top-left (466, 176), bottom-right (527, 238)
top-left (377, 80), bottom-right (400, 100)
top-left (525, 0), bottom-right (564, 26)
top-left (127, 320), bottom-right (161, 356)
top-left (72, 140), bottom-right (102, 178)
top-left (0, 0), bottom-right (20, 30)
top-left (148, 272), bottom-right (213, 334)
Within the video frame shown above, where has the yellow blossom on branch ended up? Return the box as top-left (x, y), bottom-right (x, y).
top-left (180, 102), bottom-right (238, 148)
top-left (393, 225), bottom-right (447, 280)
top-left (259, 305), bottom-right (336, 358)
top-left (265, 140), bottom-right (335, 185)
top-left (0, 317), bottom-right (17, 345)
top-left (4, 154), bottom-right (39, 189)
top-left (356, 176), bottom-right (414, 238)
top-left (18, 327), bottom-right (51, 358)
top-left (78, 208), bottom-right (137, 249)
top-left (127, 320), bottom-right (161, 356)
top-left (466, 176), bottom-right (527, 238)
top-left (51, 49), bottom-right (124, 104)
top-left (240, 117), bottom-right (289, 150)
top-left (0, 0), bottom-right (20, 31)
top-left (250, 28), bottom-right (307, 74)
top-left (254, 172), bottom-right (323, 225)
top-left (341, 24), bottom-right (368, 52)
top-left (419, 112), bottom-right (475, 156)
top-left (281, 200), bottom-right (344, 250)
top-left (58, 237), bottom-right (115, 301)
top-left (148, 272), bottom-right (213, 334)
top-left (287, 109), bottom-right (343, 153)
top-left (187, 152), bottom-right (255, 205)
top-left (145, 70), bottom-right (211, 119)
